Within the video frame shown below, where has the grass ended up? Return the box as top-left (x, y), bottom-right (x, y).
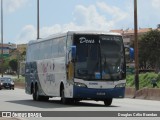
top-left (13, 76), bottom-right (25, 83)
top-left (126, 72), bottom-right (160, 89)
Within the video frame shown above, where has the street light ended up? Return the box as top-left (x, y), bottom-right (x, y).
top-left (1, 0), bottom-right (4, 77)
top-left (17, 50), bottom-right (20, 79)
top-left (37, 0), bottom-right (40, 39)
top-left (134, 0), bottom-right (139, 92)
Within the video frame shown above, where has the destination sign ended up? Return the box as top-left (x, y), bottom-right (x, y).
top-left (74, 35), bottom-right (99, 44)
top-left (74, 35), bottom-right (122, 44)
top-left (100, 35), bottom-right (122, 41)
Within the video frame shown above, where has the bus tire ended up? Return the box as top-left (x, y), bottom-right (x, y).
top-left (104, 98), bottom-right (112, 106)
top-left (33, 84), bottom-right (40, 101)
top-left (74, 99), bottom-right (80, 104)
top-left (32, 85), bottom-right (37, 101)
top-left (61, 89), bottom-right (69, 104)
top-left (41, 96), bottom-right (49, 101)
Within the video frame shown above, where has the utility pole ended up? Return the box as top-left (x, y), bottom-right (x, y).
top-left (1, 0), bottom-right (3, 77)
top-left (37, 0), bottom-right (40, 39)
top-left (17, 50), bottom-right (20, 79)
top-left (134, 0), bottom-right (139, 91)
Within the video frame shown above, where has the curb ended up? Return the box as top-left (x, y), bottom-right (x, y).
top-left (125, 87), bottom-right (160, 101)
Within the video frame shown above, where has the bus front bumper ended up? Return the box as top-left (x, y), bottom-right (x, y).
top-left (73, 86), bottom-right (125, 100)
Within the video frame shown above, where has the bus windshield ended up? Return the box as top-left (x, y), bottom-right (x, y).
top-left (74, 35), bottom-right (125, 81)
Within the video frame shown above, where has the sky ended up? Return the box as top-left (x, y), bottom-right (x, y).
top-left (0, 0), bottom-right (160, 44)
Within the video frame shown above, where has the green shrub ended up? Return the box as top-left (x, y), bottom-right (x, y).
top-left (126, 72), bottom-right (159, 89)
top-left (13, 76), bottom-right (25, 83)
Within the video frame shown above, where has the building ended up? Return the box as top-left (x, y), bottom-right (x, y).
top-left (0, 43), bottom-right (27, 74)
top-left (0, 43), bottom-right (16, 57)
top-left (110, 28), bottom-right (153, 46)
top-left (0, 43), bottom-right (26, 59)
top-left (17, 44), bottom-right (27, 54)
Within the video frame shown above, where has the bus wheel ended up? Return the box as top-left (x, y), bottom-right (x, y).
top-left (32, 87), bottom-right (36, 100)
top-left (41, 96), bottom-right (49, 101)
top-left (61, 89), bottom-right (68, 104)
top-left (74, 99), bottom-right (80, 104)
top-left (104, 98), bottom-right (112, 106)
top-left (33, 85), bottom-right (40, 101)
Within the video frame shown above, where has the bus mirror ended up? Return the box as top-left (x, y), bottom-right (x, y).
top-left (71, 45), bottom-right (76, 59)
top-left (129, 47), bottom-right (134, 60)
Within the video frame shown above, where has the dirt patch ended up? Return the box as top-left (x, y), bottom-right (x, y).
top-left (15, 82), bottom-right (25, 89)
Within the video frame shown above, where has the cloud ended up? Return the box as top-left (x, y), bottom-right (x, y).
top-left (16, 25), bottom-right (36, 44)
top-left (16, 24), bottom-right (62, 44)
top-left (151, 0), bottom-right (160, 9)
top-left (73, 4), bottom-right (114, 30)
top-left (16, 24), bottom-right (76, 44)
top-left (16, 2), bottom-right (129, 44)
top-left (96, 2), bottom-right (128, 23)
top-left (4, 0), bottom-right (28, 13)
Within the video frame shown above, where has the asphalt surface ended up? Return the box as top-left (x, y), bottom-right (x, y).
top-left (0, 88), bottom-right (160, 120)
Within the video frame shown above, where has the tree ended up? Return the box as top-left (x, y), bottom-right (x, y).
top-left (3, 58), bottom-right (10, 72)
top-left (0, 57), bottom-right (10, 73)
top-left (139, 30), bottom-right (160, 72)
top-left (157, 24), bottom-right (160, 29)
top-left (9, 59), bottom-right (18, 72)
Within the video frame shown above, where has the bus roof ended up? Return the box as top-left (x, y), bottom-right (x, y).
top-left (67, 31), bottom-right (121, 36)
top-left (28, 31), bottom-right (122, 45)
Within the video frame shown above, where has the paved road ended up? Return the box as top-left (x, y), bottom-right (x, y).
top-left (0, 88), bottom-right (160, 120)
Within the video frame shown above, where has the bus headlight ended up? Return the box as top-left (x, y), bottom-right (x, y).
top-left (115, 83), bottom-right (126, 88)
top-left (74, 82), bottom-right (87, 87)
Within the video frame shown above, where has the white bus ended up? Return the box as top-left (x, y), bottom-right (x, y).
top-left (25, 31), bottom-right (126, 106)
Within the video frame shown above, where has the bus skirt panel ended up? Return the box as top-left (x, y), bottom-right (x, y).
top-left (73, 86), bottom-right (125, 100)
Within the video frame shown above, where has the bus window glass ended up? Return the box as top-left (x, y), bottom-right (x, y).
top-left (100, 36), bottom-right (124, 80)
top-left (52, 38), bottom-right (59, 58)
top-left (58, 37), bottom-right (66, 57)
top-left (75, 44), bottom-right (100, 79)
top-left (74, 35), bottom-right (124, 81)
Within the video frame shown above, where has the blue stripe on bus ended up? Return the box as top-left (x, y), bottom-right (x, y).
top-left (73, 86), bottom-right (125, 99)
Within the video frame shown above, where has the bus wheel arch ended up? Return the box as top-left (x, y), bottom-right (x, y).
top-left (60, 82), bottom-right (69, 104)
top-left (60, 82), bottom-right (64, 97)
top-left (33, 82), bottom-right (40, 101)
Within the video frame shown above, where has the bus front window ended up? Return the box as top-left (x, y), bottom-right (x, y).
top-left (74, 35), bottom-right (125, 81)
top-left (75, 44), bottom-right (101, 80)
top-left (100, 38), bottom-right (124, 80)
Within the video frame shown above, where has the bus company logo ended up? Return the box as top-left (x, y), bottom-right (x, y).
top-left (53, 64), bottom-right (55, 70)
top-left (42, 63), bottom-right (55, 84)
top-left (89, 83), bottom-right (98, 85)
top-left (79, 37), bottom-right (95, 44)
top-left (42, 63), bottom-right (54, 75)
top-left (46, 74), bottom-right (55, 84)
top-left (42, 64), bottom-right (47, 75)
